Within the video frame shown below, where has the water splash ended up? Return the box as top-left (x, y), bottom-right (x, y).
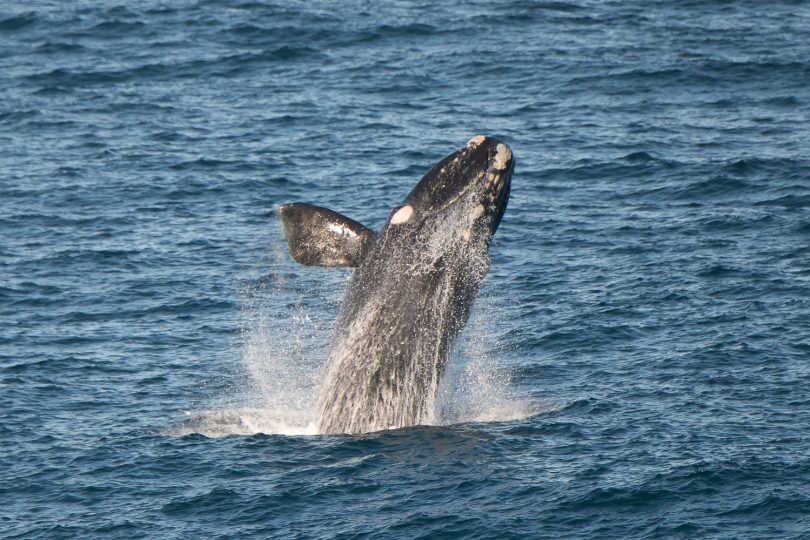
top-left (166, 408), bottom-right (317, 438)
top-left (167, 241), bottom-right (336, 438)
top-left (436, 292), bottom-right (536, 426)
top-left (170, 226), bottom-right (534, 438)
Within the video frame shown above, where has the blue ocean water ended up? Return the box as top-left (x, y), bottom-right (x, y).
top-left (2, 0), bottom-right (810, 538)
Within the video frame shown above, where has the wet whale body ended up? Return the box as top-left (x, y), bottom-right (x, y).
top-left (279, 136), bottom-right (514, 434)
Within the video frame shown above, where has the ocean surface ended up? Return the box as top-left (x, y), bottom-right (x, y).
top-left (2, 1), bottom-right (810, 538)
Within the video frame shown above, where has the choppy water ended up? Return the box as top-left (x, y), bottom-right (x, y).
top-left (2, 1), bottom-right (810, 538)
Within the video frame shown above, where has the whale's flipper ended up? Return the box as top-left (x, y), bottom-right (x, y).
top-left (279, 203), bottom-right (375, 267)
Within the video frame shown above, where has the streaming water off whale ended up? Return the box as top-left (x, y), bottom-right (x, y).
top-left (168, 234), bottom-right (537, 439)
top-left (3, 0), bottom-right (810, 538)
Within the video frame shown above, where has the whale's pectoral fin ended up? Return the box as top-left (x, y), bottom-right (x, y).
top-left (279, 203), bottom-right (375, 267)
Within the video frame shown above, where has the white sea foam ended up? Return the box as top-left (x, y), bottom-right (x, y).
top-left (166, 408), bottom-right (318, 438)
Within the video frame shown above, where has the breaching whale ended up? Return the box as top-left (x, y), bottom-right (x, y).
top-left (279, 135), bottom-right (514, 434)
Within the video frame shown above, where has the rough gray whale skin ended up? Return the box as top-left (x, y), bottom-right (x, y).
top-left (279, 135), bottom-right (514, 434)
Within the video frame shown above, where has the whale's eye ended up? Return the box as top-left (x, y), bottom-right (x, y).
top-left (390, 205), bottom-right (413, 225)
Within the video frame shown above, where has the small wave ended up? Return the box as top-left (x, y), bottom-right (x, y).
top-left (696, 264), bottom-right (748, 278)
top-left (755, 194), bottom-right (810, 209)
top-left (0, 110), bottom-right (39, 123)
top-left (32, 86), bottom-right (74, 96)
top-left (375, 23), bottom-right (439, 38)
top-left (169, 157), bottom-right (246, 171)
top-left (555, 154), bottom-right (680, 184)
top-left (222, 23), bottom-right (267, 37)
top-left (762, 95), bottom-right (802, 107)
top-left (719, 157), bottom-right (807, 177)
top-left (262, 45), bottom-right (320, 61)
top-left (621, 151), bottom-right (659, 163)
top-left (89, 20), bottom-right (147, 36)
top-left (795, 221), bottom-right (810, 233)
top-left (23, 51), bottom-right (289, 89)
top-left (34, 41), bottom-right (86, 54)
top-left (0, 13), bottom-right (36, 31)
top-left (672, 176), bottom-right (751, 200)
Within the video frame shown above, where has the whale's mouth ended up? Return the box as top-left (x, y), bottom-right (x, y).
top-left (402, 135), bottom-right (514, 232)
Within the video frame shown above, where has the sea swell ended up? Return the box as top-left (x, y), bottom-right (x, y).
top-left (3, 0), bottom-right (810, 538)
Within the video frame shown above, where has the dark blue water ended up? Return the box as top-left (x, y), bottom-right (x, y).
top-left (3, 1), bottom-right (810, 538)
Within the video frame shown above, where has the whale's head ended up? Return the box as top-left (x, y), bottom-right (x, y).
top-left (278, 136), bottom-right (513, 270)
top-left (383, 135), bottom-right (514, 247)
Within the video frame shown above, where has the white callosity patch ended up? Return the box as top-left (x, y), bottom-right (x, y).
top-left (492, 143), bottom-right (512, 170)
top-left (466, 134), bottom-right (486, 148)
top-left (390, 204), bottom-right (414, 225)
